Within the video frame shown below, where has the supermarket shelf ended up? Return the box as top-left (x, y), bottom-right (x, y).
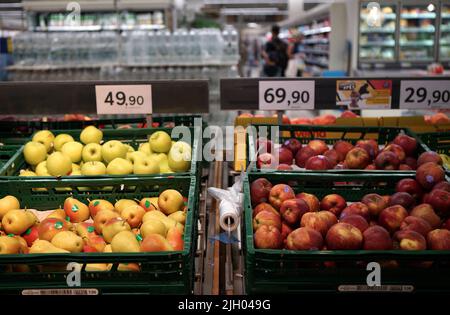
top-left (361, 13), bottom-right (396, 20)
top-left (400, 13), bottom-right (436, 19)
top-left (442, 26), bottom-right (450, 32)
top-left (23, 0), bottom-right (115, 12)
top-left (305, 59), bottom-right (328, 68)
top-left (360, 42), bottom-right (395, 47)
top-left (360, 28), bottom-right (395, 34)
top-left (0, 80), bottom-right (209, 114)
top-left (34, 24), bottom-right (166, 31)
top-left (443, 13), bottom-right (450, 19)
top-left (303, 39), bottom-right (329, 45)
top-left (302, 26), bottom-right (331, 36)
top-left (400, 27), bottom-right (435, 33)
top-left (300, 49), bottom-right (329, 55)
top-left (400, 40), bottom-right (434, 47)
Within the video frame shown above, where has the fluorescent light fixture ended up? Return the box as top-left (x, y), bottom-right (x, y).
top-left (205, 0), bottom-right (286, 4)
top-left (247, 22), bottom-right (259, 28)
top-left (427, 4), bottom-right (435, 12)
top-left (221, 7), bottom-right (288, 15)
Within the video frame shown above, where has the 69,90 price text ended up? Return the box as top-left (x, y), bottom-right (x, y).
top-left (259, 80), bottom-right (315, 110)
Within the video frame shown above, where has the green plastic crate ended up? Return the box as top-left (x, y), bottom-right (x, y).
top-left (0, 127), bottom-right (201, 179)
top-left (418, 131), bottom-right (450, 156)
top-left (243, 172), bottom-right (450, 294)
top-left (0, 145), bottom-right (22, 175)
top-left (247, 124), bottom-right (437, 173)
top-left (0, 175), bottom-right (198, 295)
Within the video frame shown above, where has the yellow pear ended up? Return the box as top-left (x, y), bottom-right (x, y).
top-left (168, 211), bottom-right (186, 225)
top-left (0, 235), bottom-right (21, 254)
top-left (85, 263), bottom-right (110, 272)
top-left (29, 240), bottom-right (70, 253)
top-left (46, 209), bottom-right (66, 221)
top-left (114, 199), bottom-right (137, 214)
top-left (142, 210), bottom-right (177, 231)
top-left (140, 219), bottom-right (167, 238)
top-left (51, 231), bottom-right (83, 253)
top-left (0, 196), bottom-right (20, 220)
top-left (102, 218), bottom-right (131, 243)
top-left (111, 231), bottom-right (140, 253)
top-left (2, 209), bottom-right (36, 235)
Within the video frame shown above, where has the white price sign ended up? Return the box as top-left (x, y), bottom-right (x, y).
top-left (400, 80), bottom-right (450, 109)
top-left (259, 80), bottom-right (315, 110)
top-left (95, 85), bottom-right (152, 115)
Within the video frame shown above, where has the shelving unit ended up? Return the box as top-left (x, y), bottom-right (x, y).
top-left (440, 3), bottom-right (450, 65)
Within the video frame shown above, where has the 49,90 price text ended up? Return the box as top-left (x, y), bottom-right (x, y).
top-left (178, 299), bottom-right (271, 312)
top-left (95, 84), bottom-right (152, 115)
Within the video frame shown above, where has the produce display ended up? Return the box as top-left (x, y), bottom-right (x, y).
top-left (20, 127), bottom-right (192, 176)
top-left (255, 132), bottom-right (439, 171)
top-left (0, 189), bottom-right (187, 262)
top-left (250, 161), bottom-right (449, 251)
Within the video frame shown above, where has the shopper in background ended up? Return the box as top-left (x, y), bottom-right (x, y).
top-left (286, 30), bottom-right (305, 77)
top-left (262, 25), bottom-right (288, 77)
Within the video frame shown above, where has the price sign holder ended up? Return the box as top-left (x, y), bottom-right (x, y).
top-left (0, 80), bottom-right (209, 115)
top-left (220, 77), bottom-right (450, 110)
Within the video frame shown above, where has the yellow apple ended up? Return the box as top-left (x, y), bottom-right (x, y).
top-left (124, 144), bottom-right (135, 153)
top-left (82, 143), bottom-right (102, 162)
top-left (133, 156), bottom-right (160, 175)
top-left (32, 130), bottom-right (54, 152)
top-left (168, 141), bottom-right (192, 172)
top-left (80, 125), bottom-right (103, 144)
top-left (126, 151), bottom-right (147, 164)
top-left (2, 209), bottom-right (36, 235)
top-left (19, 169), bottom-right (37, 176)
top-left (0, 196), bottom-right (20, 220)
top-left (106, 158), bottom-right (133, 175)
top-left (101, 140), bottom-right (127, 164)
top-left (149, 131), bottom-right (172, 153)
top-left (46, 152), bottom-right (72, 176)
top-left (54, 134), bottom-right (75, 151)
top-left (51, 231), bottom-right (83, 253)
top-left (140, 219), bottom-right (167, 238)
top-left (158, 190), bottom-right (184, 215)
top-left (61, 141), bottom-right (83, 163)
top-left (111, 231), bottom-right (140, 252)
top-left (33, 161), bottom-right (48, 176)
top-left (81, 161), bottom-right (106, 175)
top-left (72, 163), bottom-right (80, 171)
top-left (23, 141), bottom-right (47, 165)
top-left (138, 142), bottom-right (152, 155)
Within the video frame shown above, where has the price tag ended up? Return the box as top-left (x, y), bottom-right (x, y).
top-left (259, 80), bottom-right (315, 110)
top-left (400, 80), bottom-right (450, 109)
top-left (95, 85), bottom-right (152, 115)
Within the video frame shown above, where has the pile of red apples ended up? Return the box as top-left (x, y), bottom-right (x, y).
top-left (256, 133), bottom-right (440, 171)
top-left (250, 162), bottom-right (449, 251)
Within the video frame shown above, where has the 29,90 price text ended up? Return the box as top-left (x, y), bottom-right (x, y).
top-left (95, 85), bottom-right (152, 115)
top-left (259, 80), bottom-right (315, 110)
top-left (400, 80), bottom-right (450, 109)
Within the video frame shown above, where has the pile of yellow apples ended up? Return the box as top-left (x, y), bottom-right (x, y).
top-left (0, 189), bottom-right (187, 264)
top-left (21, 126), bottom-right (192, 177)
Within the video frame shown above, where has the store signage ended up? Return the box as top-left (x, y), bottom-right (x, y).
top-left (95, 85), bottom-right (152, 115)
top-left (400, 80), bottom-right (450, 109)
top-left (258, 80), bottom-right (315, 110)
top-left (336, 80), bottom-right (392, 109)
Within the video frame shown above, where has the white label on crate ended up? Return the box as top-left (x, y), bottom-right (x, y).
top-left (259, 81), bottom-right (315, 110)
top-left (22, 288), bottom-right (99, 295)
top-left (400, 80), bottom-right (450, 109)
top-left (338, 285), bottom-right (414, 292)
top-left (95, 85), bottom-right (152, 115)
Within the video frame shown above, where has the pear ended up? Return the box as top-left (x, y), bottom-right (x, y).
top-left (102, 218), bottom-right (131, 243)
top-left (30, 240), bottom-right (70, 253)
top-left (85, 263), bottom-right (110, 272)
top-left (0, 235), bottom-right (22, 254)
top-left (2, 209), bottom-right (36, 235)
top-left (51, 231), bottom-right (83, 253)
top-left (0, 195), bottom-right (20, 220)
top-left (140, 197), bottom-right (159, 211)
top-left (140, 234), bottom-right (173, 252)
top-left (168, 211), bottom-right (186, 225)
top-left (46, 208), bottom-right (66, 221)
top-left (111, 231), bottom-right (140, 252)
top-left (140, 219), bottom-right (167, 238)
top-left (114, 199), bottom-right (137, 214)
top-left (142, 210), bottom-right (177, 231)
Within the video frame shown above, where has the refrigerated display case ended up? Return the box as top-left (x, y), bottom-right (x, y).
top-left (440, 2), bottom-right (450, 66)
top-left (359, 1), bottom-right (397, 65)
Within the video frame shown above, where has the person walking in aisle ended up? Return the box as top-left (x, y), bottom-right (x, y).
top-left (262, 25), bottom-right (288, 77)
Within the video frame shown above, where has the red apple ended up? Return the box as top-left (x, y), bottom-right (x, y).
top-left (341, 110), bottom-right (359, 118)
top-left (378, 205), bottom-right (408, 233)
top-left (325, 223), bottom-right (363, 250)
top-left (356, 139), bottom-right (379, 157)
top-left (281, 222), bottom-right (293, 242)
top-left (340, 202), bottom-right (370, 221)
top-left (296, 192), bottom-right (320, 212)
top-left (300, 212), bottom-right (330, 237)
top-left (396, 178), bottom-right (423, 201)
top-left (400, 216), bottom-right (432, 237)
top-left (399, 164), bottom-right (413, 170)
top-left (305, 155), bottom-right (331, 170)
top-left (320, 194), bottom-right (347, 216)
top-left (442, 218), bottom-right (450, 230)
top-left (389, 192), bottom-right (415, 210)
top-left (356, 142), bottom-right (377, 160)
top-left (280, 198), bottom-right (310, 227)
top-left (269, 184), bottom-right (295, 210)
top-left (365, 164), bottom-right (376, 170)
top-left (410, 204), bottom-right (441, 229)
top-left (394, 230), bottom-right (427, 250)
top-left (253, 202), bottom-right (279, 218)
top-left (345, 147), bottom-right (370, 169)
top-left (254, 225), bottom-right (282, 249)
top-left (405, 157), bottom-right (417, 170)
top-left (253, 210), bottom-right (282, 231)
top-left (277, 147), bottom-right (294, 165)
top-left (382, 144), bottom-right (406, 162)
top-left (333, 141), bottom-right (354, 162)
top-left (286, 227), bottom-right (323, 250)
top-left (341, 214), bottom-right (369, 233)
top-left (433, 181), bottom-right (450, 192)
top-left (294, 146), bottom-right (316, 168)
top-left (416, 162), bottom-right (445, 190)
top-left (257, 153), bottom-right (276, 169)
top-left (307, 140), bottom-right (328, 155)
top-left (417, 151), bottom-right (443, 166)
top-left (361, 193), bottom-right (388, 217)
top-left (250, 178), bottom-right (273, 206)
top-left (363, 226), bottom-right (393, 250)
top-left (427, 229), bottom-right (450, 250)
top-left (277, 164), bottom-right (293, 171)
top-left (256, 138), bottom-right (273, 154)
top-left (323, 150), bottom-right (339, 167)
top-left (423, 189), bottom-right (450, 217)
top-left (393, 134), bottom-right (417, 157)
top-left (374, 151), bottom-right (400, 170)
top-left (282, 138), bottom-right (302, 156)
top-left (317, 211), bottom-right (338, 229)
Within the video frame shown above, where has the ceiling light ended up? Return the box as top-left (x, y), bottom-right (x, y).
top-left (427, 4), bottom-right (435, 12)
